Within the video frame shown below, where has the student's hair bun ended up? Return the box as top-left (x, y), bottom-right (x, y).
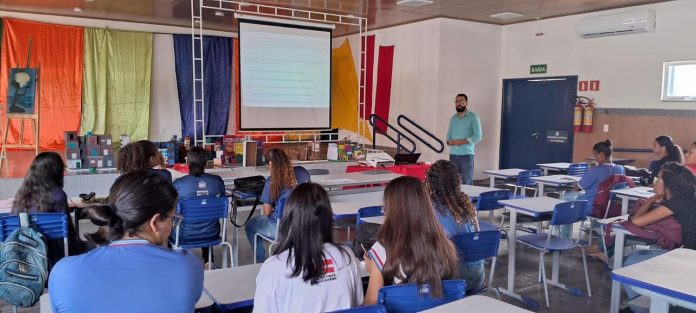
top-left (604, 139), bottom-right (613, 147)
top-left (86, 204), bottom-right (121, 227)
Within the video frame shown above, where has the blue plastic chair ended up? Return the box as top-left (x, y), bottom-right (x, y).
top-left (475, 190), bottom-right (511, 230)
top-left (294, 166), bottom-right (311, 184)
top-left (377, 279), bottom-right (466, 313)
top-left (357, 206), bottom-right (384, 226)
top-left (567, 163), bottom-right (589, 176)
top-left (170, 196), bottom-right (233, 269)
top-left (512, 169), bottom-right (543, 196)
top-left (450, 230), bottom-right (501, 294)
top-left (0, 213), bottom-right (70, 257)
top-left (328, 305), bottom-right (387, 313)
top-left (515, 201), bottom-right (591, 308)
top-left (254, 189), bottom-right (292, 263)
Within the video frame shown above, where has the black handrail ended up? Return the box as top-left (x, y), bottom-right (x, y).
top-left (368, 114), bottom-right (417, 154)
top-left (397, 115), bottom-right (445, 153)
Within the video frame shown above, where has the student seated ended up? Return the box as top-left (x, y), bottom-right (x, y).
top-left (684, 141), bottom-right (696, 174)
top-left (171, 146), bottom-right (226, 267)
top-left (648, 135), bottom-right (684, 184)
top-left (424, 160), bottom-right (484, 292)
top-left (621, 163), bottom-right (696, 312)
top-left (561, 140), bottom-right (625, 237)
top-left (253, 183), bottom-right (363, 313)
top-left (12, 152), bottom-right (83, 264)
top-left (49, 172), bottom-right (203, 313)
top-left (117, 140), bottom-right (172, 182)
top-left (364, 176), bottom-right (460, 305)
top-left (246, 148), bottom-right (297, 263)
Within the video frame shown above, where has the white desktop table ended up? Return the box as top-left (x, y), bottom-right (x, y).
top-left (422, 295), bottom-right (533, 313)
top-left (531, 175), bottom-right (581, 195)
top-left (312, 172), bottom-right (401, 192)
top-left (610, 187), bottom-right (655, 215)
top-left (612, 248), bottom-right (696, 313)
top-left (497, 196), bottom-right (566, 310)
top-left (536, 162), bottom-right (572, 175)
top-left (331, 200), bottom-right (383, 219)
top-left (460, 185), bottom-right (502, 200)
top-left (483, 168), bottom-right (526, 188)
top-left (196, 263), bottom-right (262, 309)
top-left (360, 216), bottom-right (385, 225)
top-left (597, 217), bottom-right (635, 313)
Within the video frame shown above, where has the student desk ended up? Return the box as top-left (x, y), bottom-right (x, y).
top-left (610, 187), bottom-right (654, 215)
top-left (312, 172), bottom-right (402, 194)
top-left (459, 185), bottom-right (502, 200)
top-left (612, 248), bottom-right (696, 313)
top-left (196, 263), bottom-right (263, 309)
top-left (497, 196), bottom-right (566, 310)
top-left (331, 200), bottom-right (383, 220)
top-left (586, 157), bottom-right (635, 166)
top-left (483, 168), bottom-right (525, 188)
top-left (360, 216), bottom-right (385, 225)
top-left (422, 295), bottom-right (533, 313)
top-left (536, 162), bottom-right (573, 175)
top-left (531, 175), bottom-right (580, 195)
top-left (597, 217), bottom-right (636, 313)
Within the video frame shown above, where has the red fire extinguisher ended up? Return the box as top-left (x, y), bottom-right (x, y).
top-left (582, 98), bottom-right (595, 133)
top-left (573, 97), bottom-right (587, 133)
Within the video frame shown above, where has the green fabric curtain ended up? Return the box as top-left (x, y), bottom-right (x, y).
top-left (81, 28), bottom-right (152, 140)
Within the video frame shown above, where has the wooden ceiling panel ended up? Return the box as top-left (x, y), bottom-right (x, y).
top-left (0, 0), bottom-right (673, 36)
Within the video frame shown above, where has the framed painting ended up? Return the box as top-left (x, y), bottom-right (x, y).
top-left (7, 68), bottom-right (37, 115)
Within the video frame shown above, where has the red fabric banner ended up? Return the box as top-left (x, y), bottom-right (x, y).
top-left (0, 18), bottom-right (83, 149)
top-left (374, 46), bottom-right (394, 134)
top-left (360, 35), bottom-right (375, 120)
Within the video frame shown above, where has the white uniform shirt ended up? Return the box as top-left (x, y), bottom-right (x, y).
top-left (253, 244), bottom-right (364, 313)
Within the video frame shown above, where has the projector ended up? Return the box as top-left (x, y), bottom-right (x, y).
top-left (396, 0), bottom-right (434, 7)
top-left (359, 149), bottom-right (395, 168)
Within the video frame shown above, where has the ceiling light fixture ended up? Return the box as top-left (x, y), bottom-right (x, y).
top-left (396, 0), bottom-right (434, 7)
top-left (490, 12), bottom-right (524, 19)
top-left (215, 11), bottom-right (225, 16)
top-left (73, 7), bottom-right (83, 13)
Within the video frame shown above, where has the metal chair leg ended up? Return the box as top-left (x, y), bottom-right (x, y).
top-left (581, 246), bottom-right (592, 297)
top-left (540, 252), bottom-right (550, 308)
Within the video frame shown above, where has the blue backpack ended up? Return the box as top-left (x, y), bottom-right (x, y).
top-left (0, 213), bottom-right (49, 307)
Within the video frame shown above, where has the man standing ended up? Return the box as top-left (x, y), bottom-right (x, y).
top-left (446, 93), bottom-right (482, 185)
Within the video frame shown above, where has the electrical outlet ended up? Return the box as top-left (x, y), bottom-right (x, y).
top-left (603, 124), bottom-right (609, 132)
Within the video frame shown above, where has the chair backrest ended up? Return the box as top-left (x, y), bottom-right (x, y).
top-left (450, 230), bottom-right (501, 264)
top-left (550, 201), bottom-right (589, 226)
top-left (177, 196), bottom-right (229, 222)
top-left (328, 305), bottom-right (387, 313)
top-left (294, 166), bottom-right (311, 184)
top-left (516, 169), bottom-right (542, 187)
top-left (475, 190), bottom-right (511, 212)
top-left (271, 189), bottom-right (293, 221)
top-left (591, 174), bottom-right (636, 218)
top-left (357, 206), bottom-right (384, 226)
top-left (567, 163), bottom-right (589, 176)
top-left (0, 213), bottom-right (68, 241)
top-left (377, 279), bottom-right (466, 313)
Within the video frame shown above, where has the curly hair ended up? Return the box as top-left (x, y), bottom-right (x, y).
top-left (267, 148), bottom-right (297, 202)
top-left (425, 160), bottom-right (479, 230)
top-left (117, 142), bottom-right (148, 174)
top-left (12, 152), bottom-right (65, 213)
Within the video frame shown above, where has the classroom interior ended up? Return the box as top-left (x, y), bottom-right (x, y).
top-left (0, 0), bottom-right (694, 312)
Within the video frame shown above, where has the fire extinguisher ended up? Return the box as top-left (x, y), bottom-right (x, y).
top-left (573, 97), bottom-right (587, 133)
top-left (582, 98), bottom-right (595, 133)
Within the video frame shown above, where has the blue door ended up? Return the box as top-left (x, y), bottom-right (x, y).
top-left (500, 76), bottom-right (578, 170)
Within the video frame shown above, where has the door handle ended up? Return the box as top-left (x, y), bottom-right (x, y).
top-left (531, 132), bottom-right (539, 138)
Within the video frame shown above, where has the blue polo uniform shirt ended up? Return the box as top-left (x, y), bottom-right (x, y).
top-left (172, 173), bottom-right (226, 243)
top-left (49, 239), bottom-right (203, 313)
top-left (447, 111), bottom-right (482, 156)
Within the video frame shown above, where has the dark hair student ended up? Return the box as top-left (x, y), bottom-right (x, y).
top-left (593, 139), bottom-right (614, 159)
top-left (49, 171), bottom-right (203, 312)
top-left (253, 183), bottom-right (363, 312)
top-left (12, 152), bottom-right (66, 213)
top-left (650, 135), bottom-right (684, 184)
top-left (187, 146), bottom-right (209, 177)
top-left (85, 171), bottom-right (179, 245)
top-left (117, 140), bottom-right (172, 181)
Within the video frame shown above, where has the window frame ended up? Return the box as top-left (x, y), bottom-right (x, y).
top-left (661, 60), bottom-right (696, 102)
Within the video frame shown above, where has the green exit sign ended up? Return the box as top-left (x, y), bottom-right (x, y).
top-left (530, 64), bottom-right (547, 74)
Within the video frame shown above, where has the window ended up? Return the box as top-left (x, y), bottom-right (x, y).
top-left (662, 61), bottom-right (696, 101)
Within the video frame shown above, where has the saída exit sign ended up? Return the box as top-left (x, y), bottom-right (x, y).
top-left (530, 64), bottom-right (547, 74)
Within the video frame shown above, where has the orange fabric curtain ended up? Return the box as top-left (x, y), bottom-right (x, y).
top-left (0, 18), bottom-right (83, 149)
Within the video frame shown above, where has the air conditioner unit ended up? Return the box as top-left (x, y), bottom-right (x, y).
top-left (577, 10), bottom-right (655, 38)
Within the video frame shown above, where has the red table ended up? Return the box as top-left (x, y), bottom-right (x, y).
top-left (345, 164), bottom-right (431, 181)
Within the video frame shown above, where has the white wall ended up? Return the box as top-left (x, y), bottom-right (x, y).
top-left (500, 0), bottom-right (696, 110)
top-left (334, 18), bottom-right (501, 178)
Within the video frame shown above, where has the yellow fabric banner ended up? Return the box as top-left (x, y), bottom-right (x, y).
top-left (331, 39), bottom-right (371, 141)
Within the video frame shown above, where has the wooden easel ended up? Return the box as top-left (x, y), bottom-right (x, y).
top-left (0, 66), bottom-right (41, 174)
